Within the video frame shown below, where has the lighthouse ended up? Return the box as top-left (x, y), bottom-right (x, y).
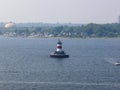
top-left (56, 39), bottom-right (62, 52)
top-left (50, 39), bottom-right (69, 58)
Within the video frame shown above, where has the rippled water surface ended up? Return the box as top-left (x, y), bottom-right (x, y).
top-left (0, 37), bottom-right (120, 90)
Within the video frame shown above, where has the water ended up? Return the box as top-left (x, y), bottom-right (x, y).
top-left (0, 37), bottom-right (120, 90)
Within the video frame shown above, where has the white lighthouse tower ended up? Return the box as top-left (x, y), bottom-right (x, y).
top-left (50, 39), bottom-right (69, 58)
top-left (56, 39), bottom-right (62, 52)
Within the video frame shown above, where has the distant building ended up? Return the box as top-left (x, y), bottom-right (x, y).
top-left (119, 16), bottom-right (120, 24)
top-left (4, 22), bottom-right (15, 28)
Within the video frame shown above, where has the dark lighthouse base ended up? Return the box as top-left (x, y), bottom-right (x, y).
top-left (50, 51), bottom-right (69, 58)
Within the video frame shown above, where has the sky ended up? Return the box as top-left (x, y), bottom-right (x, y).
top-left (0, 0), bottom-right (120, 24)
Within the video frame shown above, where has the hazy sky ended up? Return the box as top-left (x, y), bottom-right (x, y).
top-left (0, 0), bottom-right (120, 23)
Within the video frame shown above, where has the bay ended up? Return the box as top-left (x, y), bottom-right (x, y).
top-left (0, 37), bottom-right (120, 90)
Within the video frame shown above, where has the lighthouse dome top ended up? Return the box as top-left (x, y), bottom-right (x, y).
top-left (57, 39), bottom-right (62, 44)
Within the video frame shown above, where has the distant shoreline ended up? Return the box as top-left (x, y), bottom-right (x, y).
top-left (0, 35), bottom-right (120, 39)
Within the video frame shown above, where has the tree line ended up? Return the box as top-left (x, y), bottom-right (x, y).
top-left (0, 23), bottom-right (120, 38)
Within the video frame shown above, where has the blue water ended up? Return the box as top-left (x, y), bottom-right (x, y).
top-left (0, 37), bottom-right (120, 90)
